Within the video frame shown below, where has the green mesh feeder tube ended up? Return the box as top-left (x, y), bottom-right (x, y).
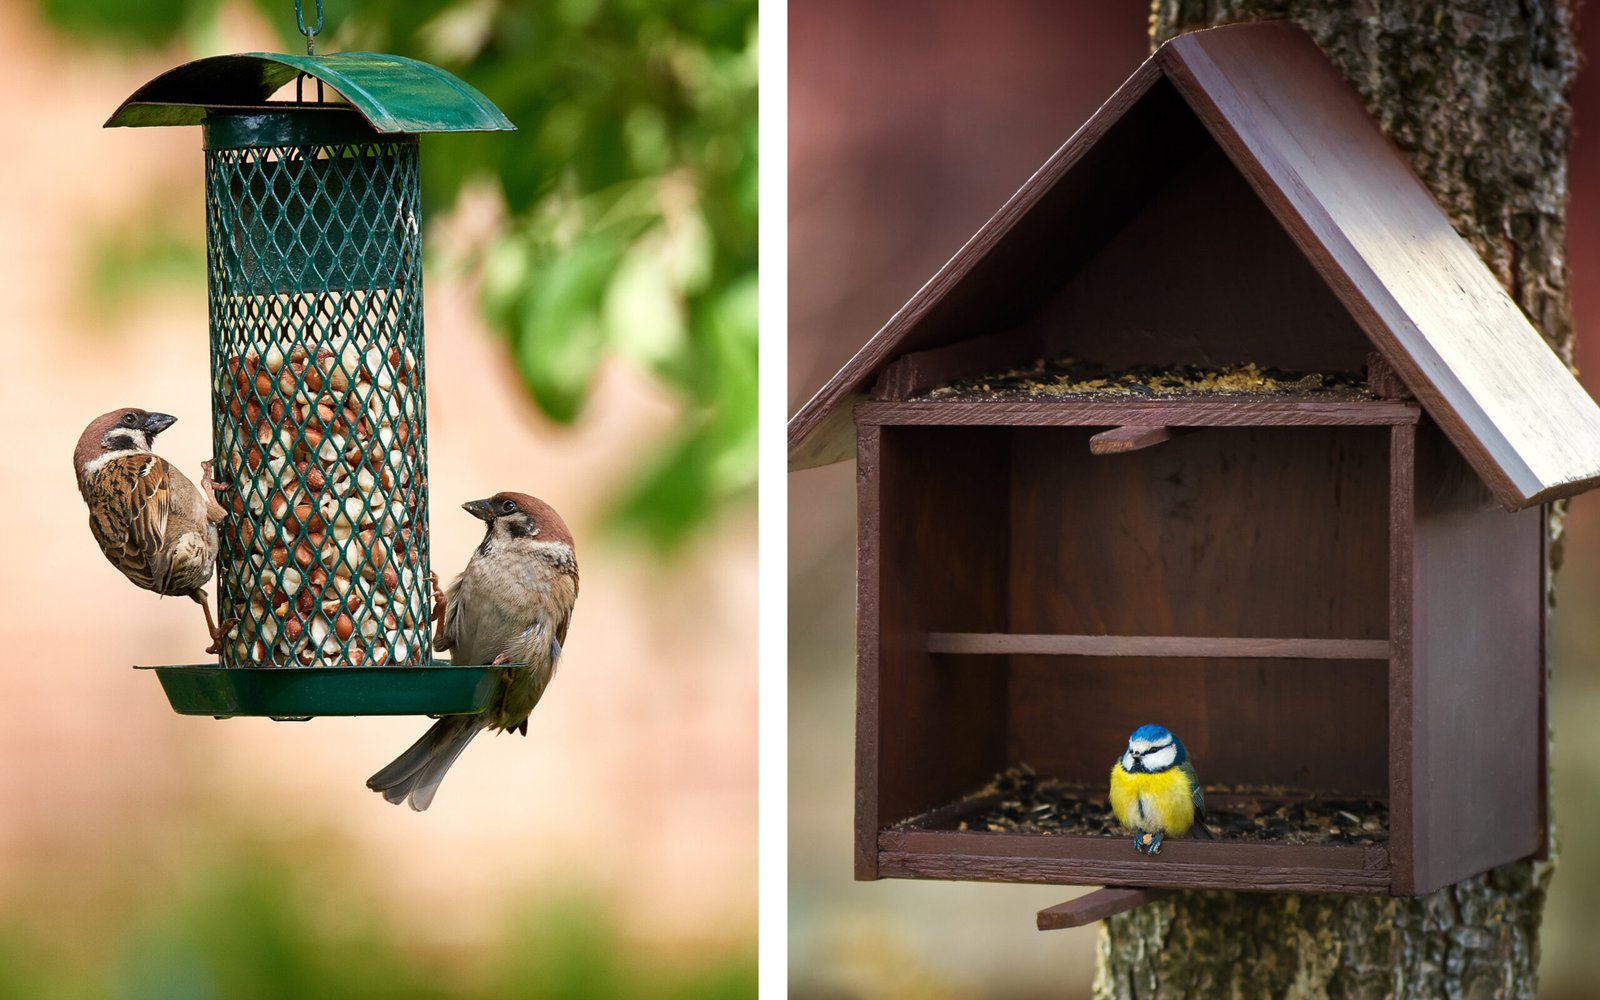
top-left (206, 111), bottom-right (428, 671)
top-left (107, 50), bottom-right (513, 717)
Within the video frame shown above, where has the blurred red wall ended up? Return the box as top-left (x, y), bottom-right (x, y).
top-left (789, 1), bottom-right (1148, 408)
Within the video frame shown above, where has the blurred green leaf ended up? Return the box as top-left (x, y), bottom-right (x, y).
top-left (0, 924), bottom-right (96, 1000)
top-left (606, 271), bottom-right (756, 551)
top-left (0, 844), bottom-right (758, 1000)
top-left (114, 857), bottom-right (448, 1000)
top-left (705, 274), bottom-right (759, 496)
top-left (606, 422), bottom-right (717, 551)
top-left (604, 242), bottom-right (685, 372)
top-left (494, 894), bottom-right (757, 1000)
top-left (39, 0), bottom-right (213, 46)
top-left (85, 207), bottom-right (207, 317)
top-left (509, 231), bottom-right (618, 423)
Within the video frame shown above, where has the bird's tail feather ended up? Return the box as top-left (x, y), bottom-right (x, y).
top-left (366, 715), bottom-right (483, 811)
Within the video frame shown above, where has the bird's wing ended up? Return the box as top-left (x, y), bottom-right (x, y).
top-left (86, 454), bottom-right (172, 592)
top-left (496, 621), bottom-right (547, 665)
top-left (432, 575), bottom-right (465, 654)
top-left (494, 621), bottom-right (555, 736)
top-left (553, 571), bottom-right (578, 648)
top-left (1181, 760), bottom-right (1205, 816)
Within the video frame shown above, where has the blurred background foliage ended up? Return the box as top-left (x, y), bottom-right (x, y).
top-left (43, 0), bottom-right (758, 552)
top-left (0, 842), bottom-right (753, 1000)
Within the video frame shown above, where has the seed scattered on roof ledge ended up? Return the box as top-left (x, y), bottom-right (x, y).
top-left (923, 359), bottom-right (1373, 400)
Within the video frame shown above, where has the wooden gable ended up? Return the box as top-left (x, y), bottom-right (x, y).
top-left (787, 20), bottom-right (1600, 511)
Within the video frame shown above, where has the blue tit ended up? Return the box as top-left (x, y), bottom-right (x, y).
top-left (1109, 724), bottom-right (1213, 854)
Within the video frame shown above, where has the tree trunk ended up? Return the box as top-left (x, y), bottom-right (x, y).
top-left (1095, 3), bottom-right (1576, 996)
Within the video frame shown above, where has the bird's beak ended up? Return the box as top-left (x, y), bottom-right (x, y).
top-left (462, 498), bottom-right (495, 522)
top-left (142, 412), bottom-right (177, 435)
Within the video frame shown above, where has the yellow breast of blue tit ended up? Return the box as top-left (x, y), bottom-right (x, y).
top-left (1109, 761), bottom-right (1197, 837)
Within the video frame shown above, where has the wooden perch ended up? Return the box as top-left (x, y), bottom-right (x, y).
top-left (1366, 352), bottom-right (1412, 400)
top-left (927, 632), bottom-right (1391, 660)
top-left (1089, 425), bottom-right (1176, 455)
top-left (1037, 888), bottom-right (1172, 931)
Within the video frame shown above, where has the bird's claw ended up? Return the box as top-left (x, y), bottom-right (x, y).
top-left (1132, 834), bottom-right (1147, 854)
top-left (205, 617), bottom-right (240, 656)
top-left (1147, 832), bottom-right (1165, 855)
top-left (200, 459), bottom-right (231, 497)
top-left (429, 571), bottom-right (446, 611)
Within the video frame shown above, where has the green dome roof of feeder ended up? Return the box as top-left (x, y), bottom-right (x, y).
top-left (105, 51), bottom-right (515, 134)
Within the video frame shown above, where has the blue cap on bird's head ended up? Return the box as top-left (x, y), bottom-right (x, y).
top-left (1128, 724), bottom-right (1172, 745)
top-left (1121, 723), bottom-right (1188, 772)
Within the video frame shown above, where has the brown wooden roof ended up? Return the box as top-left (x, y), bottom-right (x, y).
top-left (787, 20), bottom-right (1600, 511)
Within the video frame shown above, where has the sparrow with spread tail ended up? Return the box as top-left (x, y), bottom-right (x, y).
top-left (74, 408), bottom-right (234, 654)
top-left (367, 492), bottom-right (579, 811)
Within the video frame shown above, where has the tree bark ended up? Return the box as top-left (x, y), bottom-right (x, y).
top-left (1095, 3), bottom-right (1576, 996)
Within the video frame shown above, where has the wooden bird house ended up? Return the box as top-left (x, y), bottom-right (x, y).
top-left (788, 21), bottom-right (1600, 899)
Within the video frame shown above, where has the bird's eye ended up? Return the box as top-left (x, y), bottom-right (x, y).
top-left (122, 413), bottom-right (138, 425)
top-left (501, 499), bottom-right (516, 513)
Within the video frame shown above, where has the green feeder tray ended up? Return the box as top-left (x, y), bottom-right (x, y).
top-left (138, 664), bottom-right (513, 720)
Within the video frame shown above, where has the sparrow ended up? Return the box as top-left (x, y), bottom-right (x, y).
top-left (367, 492), bottom-right (579, 811)
top-left (74, 408), bottom-right (234, 654)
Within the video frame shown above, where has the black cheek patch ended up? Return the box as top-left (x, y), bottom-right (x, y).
top-left (504, 518), bottom-right (535, 540)
top-left (105, 433), bottom-right (138, 452)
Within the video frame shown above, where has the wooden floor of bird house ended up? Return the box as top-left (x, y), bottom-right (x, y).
top-left (877, 766), bottom-right (1393, 894)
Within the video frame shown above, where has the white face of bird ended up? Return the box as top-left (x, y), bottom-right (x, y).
top-left (76, 409), bottom-right (176, 484)
top-left (101, 410), bottom-right (174, 454)
top-left (1122, 734), bottom-right (1177, 773)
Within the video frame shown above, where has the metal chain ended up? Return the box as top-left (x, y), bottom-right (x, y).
top-left (294, 0), bottom-right (324, 55)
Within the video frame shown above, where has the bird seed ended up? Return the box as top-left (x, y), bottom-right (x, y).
top-left (215, 338), bottom-right (429, 667)
top-left (909, 765), bottom-right (1388, 846)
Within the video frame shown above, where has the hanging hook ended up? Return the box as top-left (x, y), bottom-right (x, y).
top-left (295, 0), bottom-right (324, 55)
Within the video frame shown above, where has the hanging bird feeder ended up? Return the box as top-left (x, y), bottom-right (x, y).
top-left (108, 1), bottom-right (515, 719)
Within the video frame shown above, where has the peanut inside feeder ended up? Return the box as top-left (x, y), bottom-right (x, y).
top-left (206, 111), bottom-right (430, 669)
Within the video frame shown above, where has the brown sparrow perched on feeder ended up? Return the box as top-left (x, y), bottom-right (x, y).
top-left (74, 408), bottom-right (235, 654)
top-left (367, 492), bottom-right (579, 811)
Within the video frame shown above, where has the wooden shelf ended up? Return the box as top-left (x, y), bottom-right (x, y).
top-left (880, 782), bottom-right (1392, 894)
top-left (927, 633), bottom-right (1392, 659)
top-left (876, 828), bottom-right (1390, 894)
top-left (855, 397), bottom-right (1420, 429)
